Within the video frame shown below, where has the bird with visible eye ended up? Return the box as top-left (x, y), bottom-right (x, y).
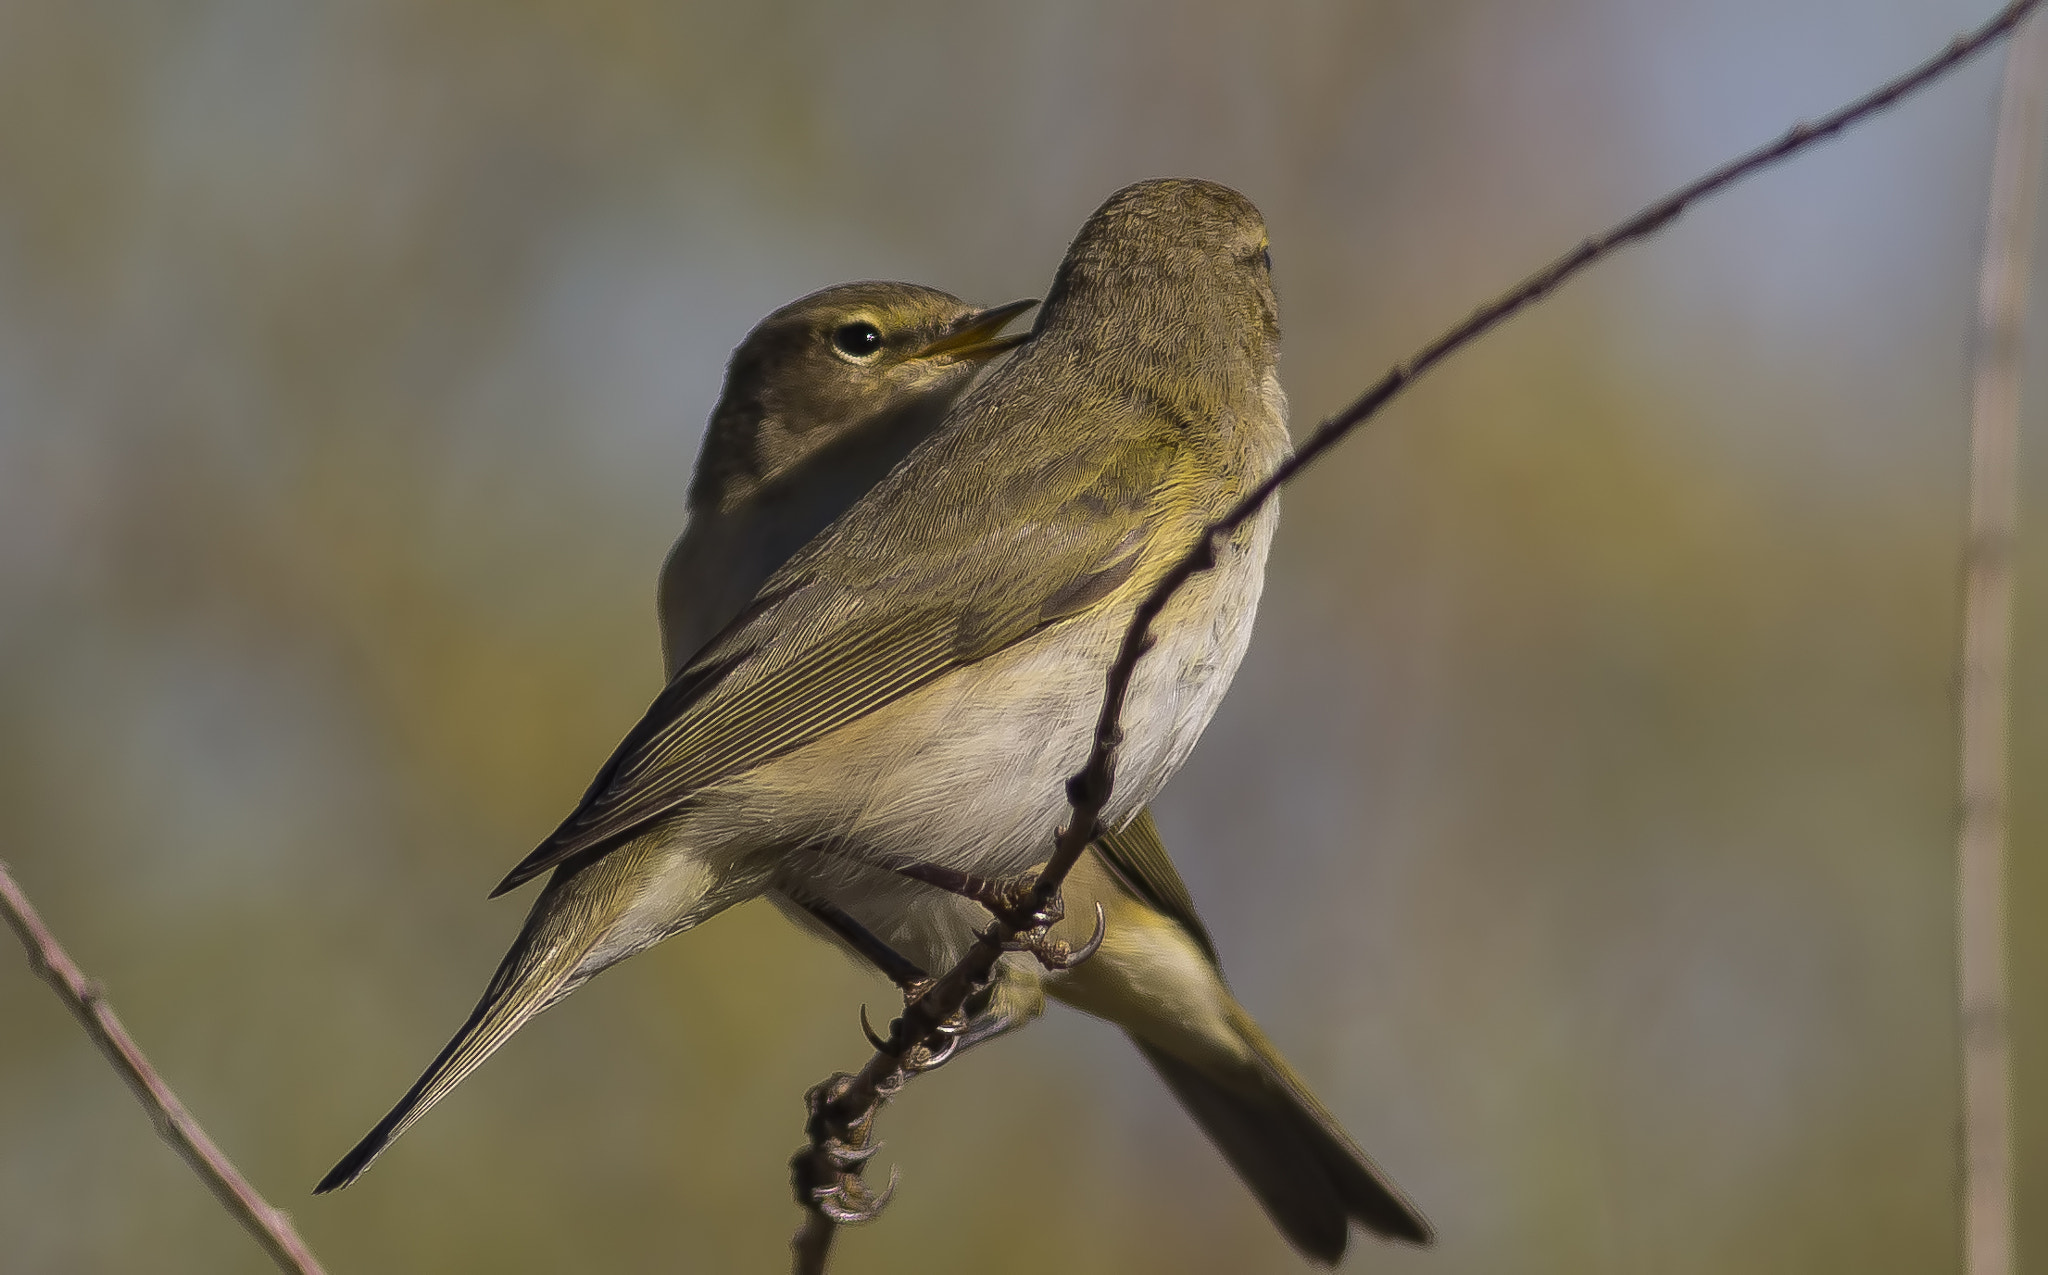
top-left (663, 283), bottom-right (1037, 671)
top-left (654, 274), bottom-right (1433, 1266)
top-left (316, 180), bottom-right (1427, 1267)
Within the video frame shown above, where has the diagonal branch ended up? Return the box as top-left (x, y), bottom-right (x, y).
top-left (0, 861), bottom-right (327, 1275)
top-left (788, 3), bottom-right (2047, 1269)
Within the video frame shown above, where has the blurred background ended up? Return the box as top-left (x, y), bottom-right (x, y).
top-left (0, 1), bottom-right (2040, 1271)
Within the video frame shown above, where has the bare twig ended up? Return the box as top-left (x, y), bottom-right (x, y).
top-left (1959, 14), bottom-right (2048, 1275)
top-left (787, 3), bottom-right (2047, 1268)
top-left (790, 1201), bottom-right (840, 1274)
top-left (0, 861), bottom-right (327, 1275)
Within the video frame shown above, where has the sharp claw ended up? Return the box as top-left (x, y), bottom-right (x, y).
top-left (864, 1167), bottom-right (900, 1216)
top-left (824, 1139), bottom-right (882, 1170)
top-left (859, 1004), bottom-right (894, 1053)
top-left (1064, 901), bottom-right (1107, 967)
top-left (817, 1189), bottom-right (874, 1224)
top-left (816, 1167), bottom-right (899, 1223)
top-left (1004, 900), bottom-right (1108, 971)
top-left (911, 1032), bottom-right (959, 1072)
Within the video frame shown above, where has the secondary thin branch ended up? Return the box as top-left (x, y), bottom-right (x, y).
top-left (0, 862), bottom-right (327, 1275)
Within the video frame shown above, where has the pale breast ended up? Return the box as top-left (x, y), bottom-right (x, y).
top-left (665, 367), bottom-right (1289, 963)
top-left (704, 443), bottom-right (1282, 889)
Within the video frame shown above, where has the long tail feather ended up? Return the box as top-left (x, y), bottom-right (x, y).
top-left (315, 887), bottom-right (599, 1193)
top-left (1138, 1012), bottom-right (1432, 1264)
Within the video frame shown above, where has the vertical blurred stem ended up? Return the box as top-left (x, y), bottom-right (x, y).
top-left (1962, 14), bottom-right (2048, 1275)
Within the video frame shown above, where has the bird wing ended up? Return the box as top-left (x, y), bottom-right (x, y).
top-left (1093, 809), bottom-right (1218, 966)
top-left (494, 419), bottom-right (1181, 895)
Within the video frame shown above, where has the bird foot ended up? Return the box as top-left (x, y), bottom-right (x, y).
top-left (794, 1075), bottom-right (897, 1224)
top-left (887, 863), bottom-right (1052, 926)
top-left (1004, 901), bottom-right (1107, 972)
top-left (887, 863), bottom-right (1106, 972)
top-left (812, 1167), bottom-right (898, 1224)
top-left (858, 987), bottom-right (967, 1074)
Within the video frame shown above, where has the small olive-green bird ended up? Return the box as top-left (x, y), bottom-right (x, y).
top-left (655, 282), bottom-right (1038, 670)
top-left (657, 281), bottom-right (1431, 1262)
top-left (317, 178), bottom-right (1426, 1262)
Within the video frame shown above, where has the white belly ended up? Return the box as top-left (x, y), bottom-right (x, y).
top-left (606, 377), bottom-right (1290, 975)
top-left (741, 500), bottom-right (1277, 970)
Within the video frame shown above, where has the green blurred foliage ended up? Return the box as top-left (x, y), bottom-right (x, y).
top-left (0, 1), bottom-right (2039, 1271)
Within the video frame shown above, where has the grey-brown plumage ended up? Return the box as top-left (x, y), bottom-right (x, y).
top-left (497, 178), bottom-right (1286, 895)
top-left (318, 284), bottom-right (1031, 1197)
top-left (655, 280), bottom-right (1431, 1262)
top-left (662, 283), bottom-right (1034, 670)
top-left (319, 181), bottom-right (1423, 1261)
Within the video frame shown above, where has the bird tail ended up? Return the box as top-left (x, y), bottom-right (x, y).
top-left (1136, 1009), bottom-right (1433, 1265)
top-left (314, 880), bottom-right (602, 1194)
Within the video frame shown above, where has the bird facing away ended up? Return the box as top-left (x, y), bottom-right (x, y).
top-left (316, 177), bottom-right (1424, 1262)
top-left (658, 283), bottom-right (1431, 1262)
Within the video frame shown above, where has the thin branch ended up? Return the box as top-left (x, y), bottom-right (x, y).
top-left (791, 1204), bottom-right (840, 1274)
top-left (787, 3), bottom-right (2047, 1268)
top-left (1959, 13), bottom-right (2048, 1275)
top-left (0, 861), bottom-right (327, 1275)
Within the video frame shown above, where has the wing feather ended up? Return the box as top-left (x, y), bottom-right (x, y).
top-left (494, 414), bottom-right (1181, 895)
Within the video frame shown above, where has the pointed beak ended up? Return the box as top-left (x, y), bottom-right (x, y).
top-left (912, 298), bottom-right (1039, 362)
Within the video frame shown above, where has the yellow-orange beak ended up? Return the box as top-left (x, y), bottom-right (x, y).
top-left (912, 298), bottom-right (1039, 362)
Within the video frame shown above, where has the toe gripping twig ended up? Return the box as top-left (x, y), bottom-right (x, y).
top-left (787, 868), bottom-right (1105, 1257)
top-left (789, 742), bottom-right (1124, 1273)
top-left (887, 862), bottom-right (1108, 973)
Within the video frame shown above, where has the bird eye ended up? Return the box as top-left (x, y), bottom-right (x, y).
top-left (831, 321), bottom-right (884, 359)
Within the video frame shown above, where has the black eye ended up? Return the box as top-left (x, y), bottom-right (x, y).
top-left (831, 321), bottom-right (884, 359)
top-left (1260, 247), bottom-right (1273, 273)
